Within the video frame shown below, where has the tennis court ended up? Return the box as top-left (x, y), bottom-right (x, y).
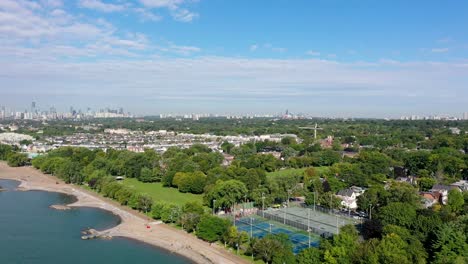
top-left (261, 206), bottom-right (358, 236)
top-left (235, 216), bottom-right (319, 254)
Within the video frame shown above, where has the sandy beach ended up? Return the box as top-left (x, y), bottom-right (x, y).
top-left (0, 162), bottom-right (249, 264)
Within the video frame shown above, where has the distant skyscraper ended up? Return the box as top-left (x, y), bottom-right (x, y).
top-left (31, 101), bottom-right (36, 112)
top-left (464, 112), bottom-right (468, 120)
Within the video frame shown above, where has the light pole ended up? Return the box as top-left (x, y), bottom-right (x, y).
top-left (307, 228), bottom-right (311, 248)
top-left (243, 194), bottom-right (247, 216)
top-left (307, 207), bottom-right (310, 233)
top-left (369, 203), bottom-right (373, 220)
top-left (313, 190), bottom-right (316, 212)
top-left (269, 223), bottom-right (274, 233)
top-left (283, 208), bottom-right (286, 224)
top-left (250, 218), bottom-right (255, 239)
top-left (336, 215), bottom-right (339, 234)
top-left (233, 202), bottom-right (236, 227)
top-left (287, 189), bottom-right (291, 208)
top-left (261, 192), bottom-right (265, 218)
top-left (213, 199), bottom-right (216, 215)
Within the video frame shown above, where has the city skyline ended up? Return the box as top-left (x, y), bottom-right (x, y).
top-left (1, 101), bottom-right (467, 121)
top-left (2, 1), bottom-right (468, 116)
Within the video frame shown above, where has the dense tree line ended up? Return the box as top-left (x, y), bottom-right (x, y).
top-left (3, 118), bottom-right (468, 263)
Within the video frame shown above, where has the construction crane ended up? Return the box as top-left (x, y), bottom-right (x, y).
top-left (299, 123), bottom-right (323, 140)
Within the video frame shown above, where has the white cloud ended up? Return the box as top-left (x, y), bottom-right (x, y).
top-left (139, 0), bottom-right (184, 9)
top-left (2, 55), bottom-right (468, 115)
top-left (78, 0), bottom-right (126, 13)
top-left (41, 0), bottom-right (63, 8)
top-left (139, 0), bottom-right (198, 22)
top-left (437, 37), bottom-right (453, 43)
top-left (252, 43), bottom-right (286, 53)
top-left (306, 50), bottom-right (320, 56)
top-left (271, 47), bottom-right (286, 52)
top-left (156, 44), bottom-right (201, 55)
top-left (171, 8), bottom-right (198, 22)
top-left (327, 54), bottom-right (337, 58)
top-left (431, 48), bottom-right (449, 53)
top-left (134, 8), bottom-right (162, 22)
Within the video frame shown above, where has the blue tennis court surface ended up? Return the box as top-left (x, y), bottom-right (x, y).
top-left (235, 218), bottom-right (319, 254)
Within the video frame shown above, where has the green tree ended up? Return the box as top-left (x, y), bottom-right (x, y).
top-left (447, 189), bottom-right (464, 213)
top-left (159, 203), bottom-right (181, 223)
top-left (432, 223), bottom-right (468, 264)
top-left (180, 201), bottom-right (205, 232)
top-left (374, 233), bottom-right (411, 264)
top-left (252, 234), bottom-right (295, 264)
top-left (0, 144), bottom-right (13, 160)
top-left (138, 167), bottom-right (156, 182)
top-left (6, 153), bottom-right (28, 167)
top-left (204, 180), bottom-right (248, 210)
top-left (57, 160), bottom-right (84, 184)
top-left (196, 215), bottom-right (231, 242)
top-left (129, 193), bottom-right (153, 213)
top-left (322, 225), bottom-right (359, 264)
top-left (297, 247), bottom-right (322, 264)
top-left (378, 202), bottom-right (417, 228)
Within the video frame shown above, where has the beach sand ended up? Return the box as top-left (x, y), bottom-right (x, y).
top-left (0, 162), bottom-right (248, 264)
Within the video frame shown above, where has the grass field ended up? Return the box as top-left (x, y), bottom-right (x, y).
top-left (267, 167), bottom-right (330, 178)
top-left (122, 178), bottom-right (203, 206)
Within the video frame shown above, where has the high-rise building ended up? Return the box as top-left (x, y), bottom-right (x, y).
top-left (463, 112), bottom-right (468, 120)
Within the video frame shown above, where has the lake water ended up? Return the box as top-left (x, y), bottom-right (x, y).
top-left (0, 179), bottom-right (191, 264)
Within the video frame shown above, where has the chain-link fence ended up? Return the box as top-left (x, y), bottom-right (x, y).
top-left (258, 206), bottom-right (357, 237)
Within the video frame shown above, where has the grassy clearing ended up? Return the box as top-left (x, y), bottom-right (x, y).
top-left (122, 178), bottom-right (203, 206)
top-left (267, 167), bottom-right (330, 178)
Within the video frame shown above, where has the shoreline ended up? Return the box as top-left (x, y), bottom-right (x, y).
top-left (0, 162), bottom-right (248, 264)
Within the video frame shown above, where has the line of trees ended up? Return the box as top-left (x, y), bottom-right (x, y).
top-left (0, 144), bottom-right (28, 167)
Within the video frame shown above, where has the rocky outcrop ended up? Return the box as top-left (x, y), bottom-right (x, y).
top-left (50, 204), bottom-right (71, 210)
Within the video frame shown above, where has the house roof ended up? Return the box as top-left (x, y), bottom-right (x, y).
top-left (431, 184), bottom-right (458, 191)
top-left (337, 189), bottom-right (354, 197)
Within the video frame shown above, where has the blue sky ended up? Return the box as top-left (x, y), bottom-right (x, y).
top-left (1, 0), bottom-right (468, 117)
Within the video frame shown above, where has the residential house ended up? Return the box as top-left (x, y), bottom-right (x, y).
top-left (450, 180), bottom-right (468, 192)
top-left (429, 184), bottom-right (459, 205)
top-left (396, 176), bottom-right (418, 186)
top-left (222, 153), bottom-right (235, 166)
top-left (419, 192), bottom-right (441, 208)
top-left (336, 186), bottom-right (365, 210)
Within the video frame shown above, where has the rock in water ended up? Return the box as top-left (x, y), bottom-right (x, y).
top-left (50, 204), bottom-right (71, 210)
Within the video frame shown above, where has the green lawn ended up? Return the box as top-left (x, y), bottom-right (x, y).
top-left (267, 167), bottom-right (330, 178)
top-left (122, 178), bottom-right (203, 206)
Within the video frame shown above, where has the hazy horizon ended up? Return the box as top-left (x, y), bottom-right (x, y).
top-left (1, 1), bottom-right (468, 117)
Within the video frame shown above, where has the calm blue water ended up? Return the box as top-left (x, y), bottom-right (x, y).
top-left (0, 179), bottom-right (191, 264)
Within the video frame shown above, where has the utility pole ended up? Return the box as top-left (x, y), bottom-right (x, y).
top-left (336, 215), bottom-right (339, 234)
top-left (233, 202), bottom-right (236, 227)
top-left (250, 218), bottom-right (254, 238)
top-left (314, 190), bottom-right (316, 212)
top-left (261, 192), bottom-right (265, 218)
top-left (213, 199), bottom-right (216, 215)
top-left (243, 195), bottom-right (247, 217)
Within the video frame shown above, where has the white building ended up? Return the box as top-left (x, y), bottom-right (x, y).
top-left (336, 186), bottom-right (365, 210)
